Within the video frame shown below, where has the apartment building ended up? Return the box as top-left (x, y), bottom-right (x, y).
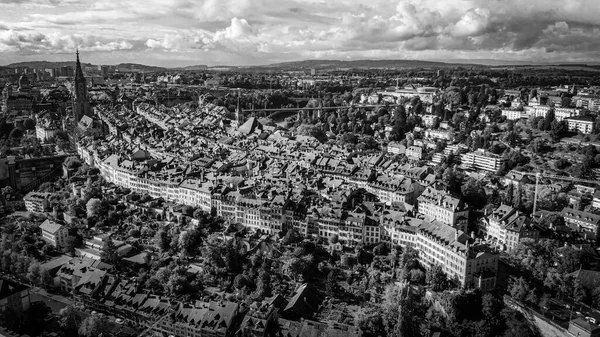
top-left (460, 149), bottom-right (505, 173)
top-left (406, 146), bottom-right (424, 160)
top-left (23, 191), bottom-right (50, 212)
top-left (425, 129), bottom-right (453, 141)
top-left (485, 205), bottom-right (539, 251)
top-left (0, 278), bottom-right (30, 314)
top-left (564, 116), bottom-right (594, 134)
top-left (524, 105), bottom-right (582, 121)
top-left (39, 219), bottom-right (68, 249)
top-left (562, 207), bottom-right (600, 236)
top-left (417, 186), bottom-right (469, 231)
top-left (387, 142), bottom-right (406, 155)
top-left (501, 109), bottom-right (527, 120)
top-left (415, 221), bottom-right (498, 291)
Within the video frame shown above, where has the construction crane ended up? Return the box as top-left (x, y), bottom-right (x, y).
top-left (512, 171), bottom-right (598, 214)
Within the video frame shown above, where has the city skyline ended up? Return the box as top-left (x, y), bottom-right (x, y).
top-left (0, 0), bottom-right (600, 67)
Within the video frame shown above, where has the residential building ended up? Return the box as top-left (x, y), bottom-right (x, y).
top-left (562, 207), bottom-right (600, 236)
top-left (406, 146), bottom-right (423, 160)
top-left (39, 219), bottom-right (68, 249)
top-left (501, 109), bottom-right (527, 120)
top-left (564, 116), bottom-right (594, 134)
top-left (485, 205), bottom-right (539, 251)
top-left (0, 278), bottom-right (30, 314)
top-left (23, 191), bottom-right (50, 212)
top-left (568, 318), bottom-right (600, 337)
top-left (524, 105), bottom-right (582, 121)
top-left (425, 129), bottom-right (453, 141)
top-left (503, 170), bottom-right (532, 188)
top-left (417, 186), bottom-right (469, 231)
top-left (593, 190), bottom-right (600, 209)
top-left (415, 221), bottom-right (498, 291)
top-left (461, 149), bottom-right (505, 173)
top-left (387, 142), bottom-right (405, 155)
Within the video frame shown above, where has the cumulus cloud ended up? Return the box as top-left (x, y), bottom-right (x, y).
top-left (1, 0), bottom-right (600, 65)
top-left (452, 8), bottom-right (490, 37)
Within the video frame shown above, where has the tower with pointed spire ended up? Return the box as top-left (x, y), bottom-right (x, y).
top-left (72, 49), bottom-right (90, 122)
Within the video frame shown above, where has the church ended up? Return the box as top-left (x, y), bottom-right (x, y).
top-left (72, 49), bottom-right (92, 122)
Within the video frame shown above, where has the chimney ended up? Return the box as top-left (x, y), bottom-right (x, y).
top-left (455, 228), bottom-right (458, 241)
top-left (470, 231), bottom-right (475, 240)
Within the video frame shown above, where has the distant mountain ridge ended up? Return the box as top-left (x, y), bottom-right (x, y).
top-left (5, 61), bottom-right (165, 72)
top-left (251, 59), bottom-right (478, 70)
top-left (5, 58), bottom-right (598, 72)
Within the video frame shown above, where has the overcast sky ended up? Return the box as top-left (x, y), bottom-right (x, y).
top-left (0, 0), bottom-right (599, 67)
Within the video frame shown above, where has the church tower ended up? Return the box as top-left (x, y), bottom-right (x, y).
top-left (72, 50), bottom-right (90, 122)
top-left (235, 90), bottom-right (244, 127)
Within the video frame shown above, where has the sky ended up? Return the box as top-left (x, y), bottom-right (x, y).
top-left (0, 0), bottom-right (600, 67)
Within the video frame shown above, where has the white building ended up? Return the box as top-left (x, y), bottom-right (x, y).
top-left (417, 187), bottom-right (469, 231)
top-left (40, 219), bottom-right (68, 249)
top-left (564, 116), bottom-right (594, 134)
top-left (461, 149), bottom-right (505, 173)
top-left (415, 221), bottom-right (498, 291)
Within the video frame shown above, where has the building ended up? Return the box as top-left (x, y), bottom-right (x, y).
top-left (406, 146), bottom-right (423, 160)
top-left (1, 74), bottom-right (35, 114)
top-left (503, 170), bottom-right (532, 188)
top-left (524, 105), bottom-right (582, 121)
top-left (425, 129), bottom-right (453, 141)
top-left (72, 50), bottom-right (91, 122)
top-left (501, 109), bottom-right (527, 120)
top-left (39, 219), bottom-right (68, 249)
top-left (568, 318), bottom-right (600, 337)
top-left (461, 149), bottom-right (505, 173)
top-left (564, 116), bottom-right (594, 134)
top-left (485, 205), bottom-right (539, 251)
top-left (387, 142), bottom-right (406, 155)
top-left (417, 187), bottom-right (469, 231)
top-left (0, 278), bottom-right (30, 314)
top-left (415, 221), bottom-right (498, 291)
top-left (23, 191), bottom-right (50, 212)
top-left (562, 207), bottom-right (600, 237)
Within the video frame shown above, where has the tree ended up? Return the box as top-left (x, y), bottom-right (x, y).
top-left (64, 236), bottom-right (79, 255)
top-left (509, 277), bottom-right (529, 302)
top-left (101, 237), bottom-right (120, 266)
top-left (40, 267), bottom-right (53, 289)
top-left (326, 270), bottom-right (337, 297)
top-left (543, 108), bottom-right (555, 131)
top-left (78, 314), bottom-right (111, 337)
top-left (328, 234), bottom-right (339, 245)
top-left (409, 269), bottom-right (425, 284)
top-left (59, 305), bottom-right (81, 336)
top-left (426, 264), bottom-right (448, 291)
top-left (26, 262), bottom-right (41, 286)
top-left (23, 118), bottom-right (36, 130)
top-left (86, 198), bottom-right (102, 218)
top-left (23, 301), bottom-right (52, 336)
top-left (356, 308), bottom-right (386, 337)
top-left (281, 229), bottom-right (299, 245)
top-left (461, 177), bottom-right (487, 209)
top-left (155, 228), bottom-right (171, 253)
top-left (539, 293), bottom-right (551, 312)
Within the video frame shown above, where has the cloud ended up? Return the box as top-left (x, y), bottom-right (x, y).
top-left (1, 0), bottom-right (600, 65)
top-left (452, 8), bottom-right (490, 37)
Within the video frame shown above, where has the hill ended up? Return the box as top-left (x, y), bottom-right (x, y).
top-left (115, 63), bottom-right (166, 72)
top-left (246, 59), bottom-right (486, 71)
top-left (6, 61), bottom-right (80, 69)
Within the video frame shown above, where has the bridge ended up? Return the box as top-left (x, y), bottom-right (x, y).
top-left (241, 104), bottom-right (403, 120)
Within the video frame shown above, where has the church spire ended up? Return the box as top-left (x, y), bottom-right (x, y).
top-left (75, 48), bottom-right (84, 82)
top-left (72, 49), bottom-right (90, 121)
